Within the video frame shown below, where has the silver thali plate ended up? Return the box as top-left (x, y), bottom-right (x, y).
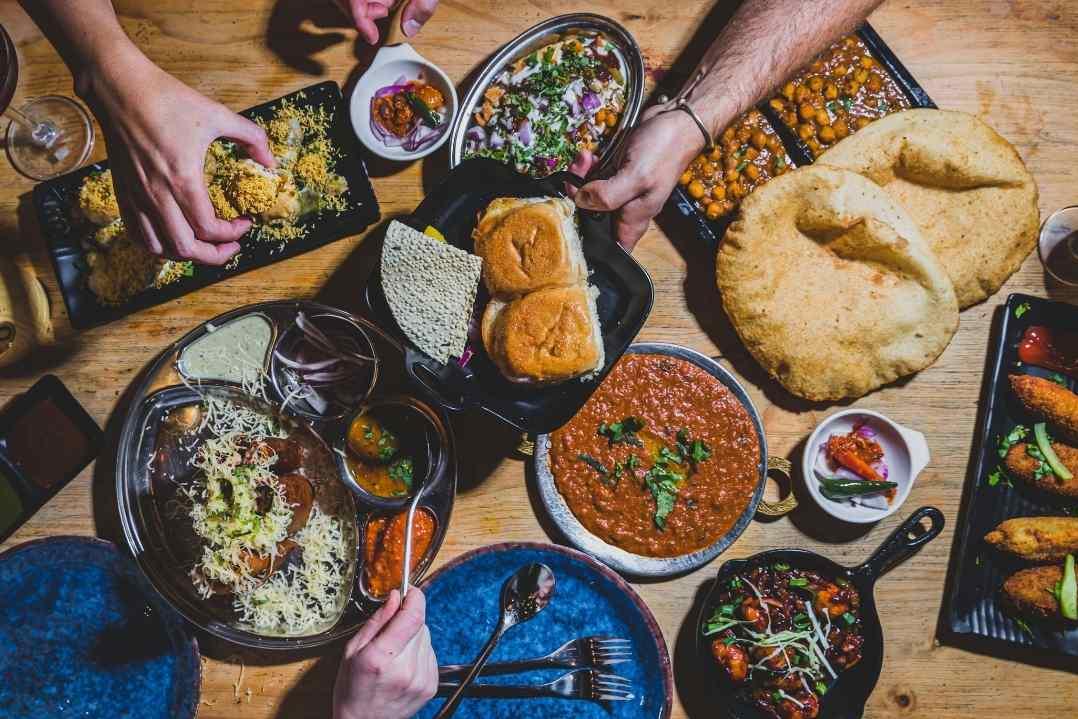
top-left (447, 13), bottom-right (646, 176)
top-left (533, 342), bottom-right (768, 578)
top-left (115, 300), bottom-right (458, 650)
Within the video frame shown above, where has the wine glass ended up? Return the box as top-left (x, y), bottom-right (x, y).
top-left (0, 24), bottom-right (93, 180)
top-left (1038, 206), bottom-right (1078, 287)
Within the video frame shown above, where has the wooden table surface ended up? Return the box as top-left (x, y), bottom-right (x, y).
top-left (1, 0), bottom-right (1077, 716)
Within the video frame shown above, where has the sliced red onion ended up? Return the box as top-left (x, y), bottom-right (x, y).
top-left (582, 92), bottom-right (602, 113)
top-left (489, 131), bottom-right (504, 149)
top-left (465, 126), bottom-right (486, 143)
top-left (876, 461), bottom-right (889, 480)
top-left (517, 120), bottom-right (533, 147)
top-left (277, 313), bottom-right (378, 416)
top-left (855, 423), bottom-right (877, 439)
top-left (457, 347), bottom-right (474, 368)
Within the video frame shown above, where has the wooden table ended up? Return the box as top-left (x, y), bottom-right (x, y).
top-left (1, 0), bottom-right (1076, 716)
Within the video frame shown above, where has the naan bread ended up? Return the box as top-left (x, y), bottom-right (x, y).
top-left (818, 109), bottom-right (1039, 308)
top-left (717, 165), bottom-right (959, 401)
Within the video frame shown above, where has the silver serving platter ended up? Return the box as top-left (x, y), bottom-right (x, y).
top-left (447, 13), bottom-right (646, 176)
top-left (533, 342), bottom-right (768, 578)
top-left (116, 300), bottom-right (458, 650)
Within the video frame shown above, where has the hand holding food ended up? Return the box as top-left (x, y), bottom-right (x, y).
top-left (333, 588), bottom-right (438, 719)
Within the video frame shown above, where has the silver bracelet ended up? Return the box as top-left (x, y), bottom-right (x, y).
top-left (656, 95), bottom-right (713, 151)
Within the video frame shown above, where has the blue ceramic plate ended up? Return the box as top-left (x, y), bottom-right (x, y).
top-left (0, 537), bottom-right (200, 719)
top-left (418, 542), bottom-right (672, 718)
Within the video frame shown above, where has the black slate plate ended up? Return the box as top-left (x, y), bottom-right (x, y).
top-left (943, 293), bottom-right (1078, 658)
top-left (670, 21), bottom-right (935, 249)
top-left (34, 81), bottom-right (380, 330)
top-left (365, 157), bottom-right (654, 434)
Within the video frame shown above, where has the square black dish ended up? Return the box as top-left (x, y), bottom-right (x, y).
top-left (670, 21), bottom-right (936, 249)
top-left (33, 81), bottom-right (380, 330)
top-left (365, 157), bottom-right (654, 434)
top-left (944, 293), bottom-right (1078, 658)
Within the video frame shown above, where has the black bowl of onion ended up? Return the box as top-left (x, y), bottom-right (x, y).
top-left (271, 312), bottom-right (380, 422)
top-left (334, 395), bottom-right (450, 510)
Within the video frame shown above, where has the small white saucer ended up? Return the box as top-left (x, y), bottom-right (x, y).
top-left (802, 409), bottom-right (929, 524)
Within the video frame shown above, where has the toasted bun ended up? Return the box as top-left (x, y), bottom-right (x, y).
top-left (818, 109), bottom-right (1039, 308)
top-left (481, 284), bottom-right (603, 384)
top-left (472, 197), bottom-right (587, 298)
top-left (718, 164), bottom-right (959, 401)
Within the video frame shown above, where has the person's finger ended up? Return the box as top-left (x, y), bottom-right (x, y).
top-left (613, 195), bottom-right (657, 251)
top-left (173, 172), bottom-right (253, 244)
top-left (567, 149), bottom-right (595, 179)
top-left (348, 0), bottom-right (391, 44)
top-left (368, 587), bottom-right (426, 656)
top-left (219, 111), bottom-right (276, 168)
top-left (152, 191), bottom-right (239, 265)
top-left (575, 167), bottom-right (647, 212)
top-left (401, 0), bottom-right (439, 37)
top-left (345, 589), bottom-right (402, 657)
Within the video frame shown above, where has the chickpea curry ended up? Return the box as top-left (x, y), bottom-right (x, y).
top-left (549, 353), bottom-right (761, 558)
top-left (679, 110), bottom-right (793, 220)
top-left (769, 34), bottom-right (910, 158)
top-left (704, 562), bottom-right (865, 719)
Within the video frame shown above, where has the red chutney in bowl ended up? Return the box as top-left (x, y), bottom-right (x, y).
top-left (549, 353), bottom-right (761, 558)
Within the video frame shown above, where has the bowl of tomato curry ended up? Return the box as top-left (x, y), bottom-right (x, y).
top-left (534, 343), bottom-right (771, 577)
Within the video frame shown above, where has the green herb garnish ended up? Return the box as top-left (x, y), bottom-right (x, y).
top-left (644, 463), bottom-right (683, 530)
top-left (578, 453), bottom-right (609, 476)
top-left (773, 562), bottom-right (791, 572)
top-left (1013, 617), bottom-right (1033, 635)
top-left (1014, 301), bottom-right (1032, 318)
top-left (997, 425), bottom-right (1029, 459)
top-left (788, 577), bottom-right (809, 588)
top-left (1034, 422), bottom-right (1073, 481)
top-left (1050, 373), bottom-right (1069, 386)
top-left (388, 457), bottom-right (414, 491)
top-left (377, 429), bottom-right (397, 461)
top-left (842, 611), bottom-right (856, 626)
top-left (598, 416), bottom-right (645, 447)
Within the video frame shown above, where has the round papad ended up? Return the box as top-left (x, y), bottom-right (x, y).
top-left (717, 165), bottom-right (959, 402)
top-left (817, 109), bottom-right (1039, 308)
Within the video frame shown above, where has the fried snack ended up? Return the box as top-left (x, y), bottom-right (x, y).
top-left (1009, 374), bottom-right (1078, 444)
top-left (77, 169), bottom-right (121, 226)
top-left (818, 109), bottom-right (1039, 308)
top-left (481, 284), bottom-right (604, 384)
top-left (1003, 443), bottom-right (1078, 498)
top-left (1001, 564), bottom-right (1065, 621)
top-left (717, 164), bottom-right (958, 401)
top-left (472, 197), bottom-right (587, 298)
top-left (985, 517), bottom-right (1078, 563)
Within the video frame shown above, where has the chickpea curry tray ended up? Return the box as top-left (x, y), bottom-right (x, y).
top-left (34, 82), bottom-right (380, 330)
top-left (671, 23), bottom-right (935, 247)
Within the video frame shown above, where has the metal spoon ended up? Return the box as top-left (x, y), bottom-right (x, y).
top-left (432, 563), bottom-right (556, 719)
top-left (400, 428), bottom-right (441, 598)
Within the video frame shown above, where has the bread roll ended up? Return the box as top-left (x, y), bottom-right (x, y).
top-left (481, 284), bottom-right (604, 384)
top-left (472, 197), bottom-right (587, 298)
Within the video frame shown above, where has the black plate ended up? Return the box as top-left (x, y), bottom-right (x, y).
top-left (696, 507), bottom-right (944, 719)
top-left (943, 293), bottom-right (1078, 657)
top-left (34, 81), bottom-right (380, 329)
top-left (670, 22), bottom-right (935, 249)
top-left (365, 157), bottom-right (654, 434)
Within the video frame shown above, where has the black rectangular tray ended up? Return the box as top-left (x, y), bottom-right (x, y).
top-left (670, 21), bottom-right (935, 249)
top-left (33, 81), bottom-right (380, 330)
top-left (943, 293), bottom-right (1078, 658)
top-left (365, 158), bottom-right (654, 435)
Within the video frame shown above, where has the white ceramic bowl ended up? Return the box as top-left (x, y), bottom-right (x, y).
top-left (349, 44), bottom-right (458, 162)
top-left (802, 409), bottom-right (929, 524)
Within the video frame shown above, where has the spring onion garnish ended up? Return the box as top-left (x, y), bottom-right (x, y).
top-left (1033, 423), bottom-right (1073, 480)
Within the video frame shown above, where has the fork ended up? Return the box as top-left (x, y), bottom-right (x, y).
top-left (438, 636), bottom-right (632, 679)
top-left (437, 669), bottom-right (635, 702)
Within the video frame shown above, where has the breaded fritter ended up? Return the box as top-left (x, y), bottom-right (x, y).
top-left (1004, 443), bottom-right (1078, 498)
top-left (1001, 564), bottom-right (1064, 621)
top-left (1009, 374), bottom-right (1078, 444)
top-left (985, 517), bottom-right (1078, 562)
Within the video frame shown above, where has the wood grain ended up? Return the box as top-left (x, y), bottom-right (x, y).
top-left (1, 0), bottom-right (1077, 716)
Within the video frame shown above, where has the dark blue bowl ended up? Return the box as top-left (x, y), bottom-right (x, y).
top-left (0, 536), bottom-right (200, 719)
top-left (418, 542), bottom-right (672, 718)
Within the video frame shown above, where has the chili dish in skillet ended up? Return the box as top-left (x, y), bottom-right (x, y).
top-left (549, 353), bottom-right (760, 558)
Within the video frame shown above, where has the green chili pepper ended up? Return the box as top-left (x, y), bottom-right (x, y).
top-left (818, 476), bottom-right (898, 500)
top-left (1034, 422), bottom-right (1073, 481)
top-left (1060, 554), bottom-right (1077, 621)
top-left (405, 92), bottom-right (443, 128)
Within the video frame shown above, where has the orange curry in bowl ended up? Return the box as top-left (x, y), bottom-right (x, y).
top-left (363, 508), bottom-right (436, 599)
top-left (549, 353), bottom-right (761, 558)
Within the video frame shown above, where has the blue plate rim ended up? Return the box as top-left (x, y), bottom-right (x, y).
top-left (0, 535), bottom-right (202, 719)
top-left (419, 540), bottom-right (673, 719)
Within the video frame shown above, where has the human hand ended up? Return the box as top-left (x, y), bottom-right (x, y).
top-left (78, 48), bottom-right (274, 265)
top-left (334, 0), bottom-right (441, 45)
top-left (333, 588), bottom-right (438, 719)
top-left (574, 105), bottom-right (705, 251)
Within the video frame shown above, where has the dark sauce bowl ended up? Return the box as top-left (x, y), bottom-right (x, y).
top-left (694, 507), bottom-right (944, 719)
top-left (334, 395), bottom-right (450, 511)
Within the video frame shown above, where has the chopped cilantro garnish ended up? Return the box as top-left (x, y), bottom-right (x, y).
top-left (598, 417), bottom-right (645, 447)
top-left (1013, 617), bottom-right (1033, 635)
top-left (1014, 301), bottom-right (1031, 318)
top-left (578, 453), bottom-right (609, 476)
top-left (1050, 373), bottom-right (1068, 386)
top-left (377, 429), bottom-right (397, 461)
top-left (644, 462), bottom-right (683, 530)
top-left (997, 425), bottom-right (1029, 459)
top-left (773, 562), bottom-right (791, 572)
top-left (388, 457), bottom-right (414, 490)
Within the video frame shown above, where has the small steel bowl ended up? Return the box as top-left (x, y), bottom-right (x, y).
top-left (334, 395), bottom-right (450, 510)
top-left (447, 13), bottom-right (645, 176)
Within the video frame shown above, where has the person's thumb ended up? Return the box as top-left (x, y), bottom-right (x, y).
top-left (401, 0), bottom-right (439, 37)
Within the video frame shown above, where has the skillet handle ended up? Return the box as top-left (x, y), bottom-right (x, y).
top-left (404, 357), bottom-right (473, 414)
top-left (851, 506), bottom-right (945, 586)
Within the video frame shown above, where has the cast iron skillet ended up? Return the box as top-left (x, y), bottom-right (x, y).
top-left (365, 158), bottom-right (654, 434)
top-left (695, 506), bottom-right (945, 719)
